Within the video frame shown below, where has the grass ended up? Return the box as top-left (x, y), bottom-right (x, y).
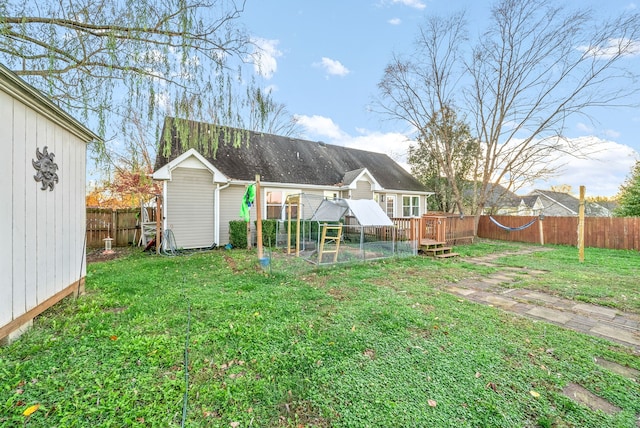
top-left (461, 242), bottom-right (640, 313)
top-left (1, 240), bottom-right (639, 427)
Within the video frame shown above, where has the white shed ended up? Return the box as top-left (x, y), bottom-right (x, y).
top-left (0, 64), bottom-right (99, 343)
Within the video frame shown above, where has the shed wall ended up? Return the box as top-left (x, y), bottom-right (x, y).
top-left (0, 89), bottom-right (87, 335)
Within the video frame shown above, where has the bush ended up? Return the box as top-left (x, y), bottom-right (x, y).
top-left (258, 219), bottom-right (278, 247)
top-left (229, 220), bottom-right (248, 249)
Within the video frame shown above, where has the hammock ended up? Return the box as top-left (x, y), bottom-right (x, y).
top-left (489, 216), bottom-right (538, 232)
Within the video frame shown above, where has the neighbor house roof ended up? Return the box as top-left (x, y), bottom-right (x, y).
top-left (529, 189), bottom-right (611, 216)
top-left (520, 195), bottom-right (540, 209)
top-left (155, 117), bottom-right (428, 192)
top-left (462, 182), bottom-right (521, 209)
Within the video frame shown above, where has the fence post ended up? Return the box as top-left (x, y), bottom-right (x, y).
top-left (578, 186), bottom-right (585, 262)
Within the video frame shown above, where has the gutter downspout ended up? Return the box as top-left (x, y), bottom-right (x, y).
top-left (215, 183), bottom-right (231, 246)
top-left (162, 182), bottom-right (168, 239)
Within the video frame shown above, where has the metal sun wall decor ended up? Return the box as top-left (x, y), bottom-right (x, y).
top-left (33, 146), bottom-right (59, 191)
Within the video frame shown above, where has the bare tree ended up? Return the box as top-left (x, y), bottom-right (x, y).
top-left (0, 0), bottom-right (250, 167)
top-left (377, 0), bottom-right (640, 230)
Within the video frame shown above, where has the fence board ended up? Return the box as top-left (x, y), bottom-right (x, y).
top-left (86, 208), bottom-right (139, 248)
top-left (477, 215), bottom-right (640, 250)
top-left (86, 208), bottom-right (640, 251)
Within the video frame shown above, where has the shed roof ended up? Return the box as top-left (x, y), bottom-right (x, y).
top-left (155, 117), bottom-right (427, 192)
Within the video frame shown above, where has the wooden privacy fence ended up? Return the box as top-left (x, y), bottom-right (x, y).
top-left (86, 208), bottom-right (140, 248)
top-left (477, 215), bottom-right (640, 250)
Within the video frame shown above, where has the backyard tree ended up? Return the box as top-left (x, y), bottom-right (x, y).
top-left (614, 160), bottom-right (640, 217)
top-left (0, 0), bottom-right (264, 171)
top-left (408, 106), bottom-right (480, 213)
top-left (376, 0), bottom-right (640, 230)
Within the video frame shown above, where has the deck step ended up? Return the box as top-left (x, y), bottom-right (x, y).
top-left (435, 252), bottom-right (459, 259)
top-left (423, 246), bottom-right (452, 254)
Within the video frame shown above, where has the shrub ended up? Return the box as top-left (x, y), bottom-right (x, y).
top-left (229, 220), bottom-right (248, 249)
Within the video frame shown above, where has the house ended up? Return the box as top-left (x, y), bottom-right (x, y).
top-left (462, 182), bottom-right (532, 215)
top-left (0, 64), bottom-right (99, 343)
top-left (152, 117), bottom-right (432, 248)
top-left (527, 189), bottom-right (612, 217)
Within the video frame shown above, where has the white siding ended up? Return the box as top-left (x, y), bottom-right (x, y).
top-left (1, 79), bottom-right (90, 339)
top-left (24, 108), bottom-right (37, 312)
top-left (12, 99), bottom-right (26, 319)
top-left (218, 185), bottom-right (246, 245)
top-left (0, 91), bottom-right (13, 327)
top-left (166, 167), bottom-right (215, 249)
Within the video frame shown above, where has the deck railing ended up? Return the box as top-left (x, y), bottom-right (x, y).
top-left (391, 214), bottom-right (475, 246)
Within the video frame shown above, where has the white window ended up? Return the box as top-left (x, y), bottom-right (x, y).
top-left (323, 190), bottom-right (338, 200)
top-left (266, 190), bottom-right (284, 219)
top-left (266, 190), bottom-right (300, 219)
top-left (402, 195), bottom-right (420, 217)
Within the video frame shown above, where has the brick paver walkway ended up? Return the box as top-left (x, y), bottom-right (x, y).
top-left (446, 251), bottom-right (640, 353)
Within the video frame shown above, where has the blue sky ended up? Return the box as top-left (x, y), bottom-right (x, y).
top-left (239, 0), bottom-right (640, 198)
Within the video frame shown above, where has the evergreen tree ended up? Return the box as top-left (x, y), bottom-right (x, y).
top-left (614, 161), bottom-right (640, 217)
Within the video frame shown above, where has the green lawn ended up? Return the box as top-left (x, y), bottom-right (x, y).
top-left (1, 241), bottom-right (639, 427)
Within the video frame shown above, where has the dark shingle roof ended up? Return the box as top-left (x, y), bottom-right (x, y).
top-left (530, 189), bottom-right (611, 216)
top-left (461, 182), bottom-right (520, 208)
top-left (155, 117), bottom-right (427, 192)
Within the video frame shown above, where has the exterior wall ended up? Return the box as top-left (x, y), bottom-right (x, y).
top-left (0, 86), bottom-right (89, 341)
top-left (219, 184), bottom-right (246, 245)
top-left (165, 167), bottom-right (215, 249)
top-left (351, 179), bottom-right (372, 200)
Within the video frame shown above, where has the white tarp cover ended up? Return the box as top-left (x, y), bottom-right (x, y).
top-left (305, 196), bottom-right (393, 226)
top-left (342, 199), bottom-right (394, 226)
top-left (310, 199), bottom-right (349, 222)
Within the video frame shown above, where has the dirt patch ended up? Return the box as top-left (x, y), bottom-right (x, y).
top-left (223, 254), bottom-right (240, 273)
top-left (562, 382), bottom-right (622, 415)
top-left (594, 357), bottom-right (640, 381)
top-left (86, 247), bottom-right (134, 264)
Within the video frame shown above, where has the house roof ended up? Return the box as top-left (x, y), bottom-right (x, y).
top-left (520, 195), bottom-right (540, 208)
top-left (462, 182), bottom-right (521, 208)
top-left (155, 117), bottom-right (428, 192)
top-left (529, 189), bottom-right (611, 216)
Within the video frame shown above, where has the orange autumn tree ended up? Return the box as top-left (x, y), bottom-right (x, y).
top-left (86, 167), bottom-right (160, 209)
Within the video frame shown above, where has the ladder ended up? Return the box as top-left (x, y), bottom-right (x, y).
top-left (317, 223), bottom-right (342, 264)
top-left (139, 200), bottom-right (157, 247)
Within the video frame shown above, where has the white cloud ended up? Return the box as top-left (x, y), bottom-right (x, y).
top-left (576, 122), bottom-right (621, 140)
top-left (626, 3), bottom-right (637, 10)
top-left (602, 129), bottom-right (621, 139)
top-left (520, 137), bottom-right (638, 197)
top-left (248, 37), bottom-right (282, 79)
top-left (314, 57), bottom-right (350, 77)
top-left (388, 18), bottom-right (402, 25)
top-left (577, 38), bottom-right (640, 59)
top-left (390, 0), bottom-right (426, 10)
top-left (264, 84), bottom-right (279, 94)
top-left (295, 114), bottom-right (346, 139)
top-left (576, 122), bottom-right (594, 133)
top-left (295, 115), bottom-right (413, 169)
